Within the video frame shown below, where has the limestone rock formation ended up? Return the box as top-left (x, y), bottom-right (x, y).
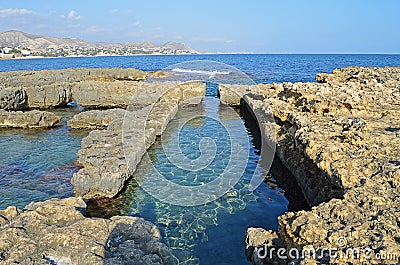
top-left (0, 110), bottom-right (61, 128)
top-left (0, 68), bottom-right (148, 109)
top-left (0, 87), bottom-right (28, 111)
top-left (219, 67), bottom-right (400, 264)
top-left (245, 228), bottom-right (286, 265)
top-left (0, 68), bottom-right (148, 88)
top-left (71, 81), bottom-right (138, 109)
top-left (0, 68), bottom-right (207, 110)
top-left (0, 197), bottom-right (173, 265)
top-left (71, 108), bottom-right (155, 199)
top-left (67, 108), bottom-right (127, 129)
top-left (23, 83), bottom-right (72, 109)
top-left (219, 84), bottom-right (259, 106)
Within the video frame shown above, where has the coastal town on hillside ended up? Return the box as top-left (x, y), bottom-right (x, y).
top-left (0, 30), bottom-right (198, 59)
top-left (0, 45), bottom-right (196, 58)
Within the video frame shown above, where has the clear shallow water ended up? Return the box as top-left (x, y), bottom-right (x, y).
top-left (88, 97), bottom-right (288, 264)
top-left (0, 107), bottom-right (87, 209)
top-left (1, 54), bottom-right (400, 83)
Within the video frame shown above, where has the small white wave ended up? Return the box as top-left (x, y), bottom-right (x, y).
top-left (171, 68), bottom-right (231, 78)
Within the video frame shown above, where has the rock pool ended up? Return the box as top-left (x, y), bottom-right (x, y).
top-left (87, 94), bottom-right (294, 264)
top-left (0, 85), bottom-right (306, 265)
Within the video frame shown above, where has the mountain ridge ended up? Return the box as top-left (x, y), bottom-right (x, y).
top-left (0, 30), bottom-right (199, 56)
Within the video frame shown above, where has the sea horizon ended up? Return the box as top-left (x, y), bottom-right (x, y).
top-left (2, 54), bottom-right (400, 84)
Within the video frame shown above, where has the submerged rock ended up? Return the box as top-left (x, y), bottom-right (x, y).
top-left (0, 164), bottom-right (26, 182)
top-left (0, 197), bottom-right (173, 265)
top-left (40, 162), bottom-right (83, 184)
top-left (0, 109), bottom-right (61, 128)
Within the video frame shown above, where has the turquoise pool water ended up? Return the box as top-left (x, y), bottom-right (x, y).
top-left (88, 97), bottom-right (290, 264)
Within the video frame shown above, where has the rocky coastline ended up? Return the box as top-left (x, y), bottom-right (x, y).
top-left (0, 109), bottom-right (61, 128)
top-left (0, 68), bottom-right (149, 110)
top-left (0, 66), bottom-right (398, 264)
top-left (0, 197), bottom-right (173, 265)
top-left (219, 67), bottom-right (399, 264)
top-left (0, 68), bottom-right (205, 264)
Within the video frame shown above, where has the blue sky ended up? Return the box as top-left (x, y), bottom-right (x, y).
top-left (0, 0), bottom-right (399, 53)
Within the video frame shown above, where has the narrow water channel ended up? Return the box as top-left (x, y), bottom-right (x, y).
top-left (88, 91), bottom-right (293, 264)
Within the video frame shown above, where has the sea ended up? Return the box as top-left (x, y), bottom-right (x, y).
top-left (1, 54), bottom-right (400, 83)
top-left (0, 54), bottom-right (399, 264)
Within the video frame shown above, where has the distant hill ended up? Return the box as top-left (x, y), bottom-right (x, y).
top-left (0, 30), bottom-right (199, 56)
top-left (0, 30), bottom-right (94, 50)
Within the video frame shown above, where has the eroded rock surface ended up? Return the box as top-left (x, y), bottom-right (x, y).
top-left (219, 67), bottom-right (400, 264)
top-left (0, 68), bottom-right (148, 109)
top-left (0, 87), bottom-right (28, 111)
top-left (0, 109), bottom-right (61, 128)
top-left (71, 108), bottom-right (154, 199)
top-left (0, 197), bottom-right (173, 265)
top-left (71, 81), bottom-right (138, 109)
top-left (67, 108), bottom-right (126, 129)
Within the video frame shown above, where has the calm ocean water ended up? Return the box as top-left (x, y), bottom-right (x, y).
top-left (1, 54), bottom-right (400, 83)
top-left (1, 54), bottom-right (399, 264)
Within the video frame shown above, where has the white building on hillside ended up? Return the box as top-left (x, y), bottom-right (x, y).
top-left (2, 47), bottom-right (12, 54)
top-left (21, 49), bottom-right (31, 56)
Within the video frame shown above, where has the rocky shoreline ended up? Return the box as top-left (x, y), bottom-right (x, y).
top-left (219, 67), bottom-right (399, 264)
top-left (0, 66), bottom-right (398, 264)
top-left (0, 197), bottom-right (173, 265)
top-left (0, 68), bottom-right (150, 110)
top-left (0, 109), bottom-right (61, 128)
top-left (0, 68), bottom-right (205, 264)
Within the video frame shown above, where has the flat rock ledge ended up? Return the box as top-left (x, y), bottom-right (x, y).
top-left (221, 66), bottom-right (400, 264)
top-left (0, 109), bottom-right (61, 128)
top-left (70, 81), bottom-right (206, 199)
top-left (0, 68), bottom-right (149, 110)
top-left (0, 197), bottom-right (173, 265)
top-left (67, 108), bottom-right (127, 130)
